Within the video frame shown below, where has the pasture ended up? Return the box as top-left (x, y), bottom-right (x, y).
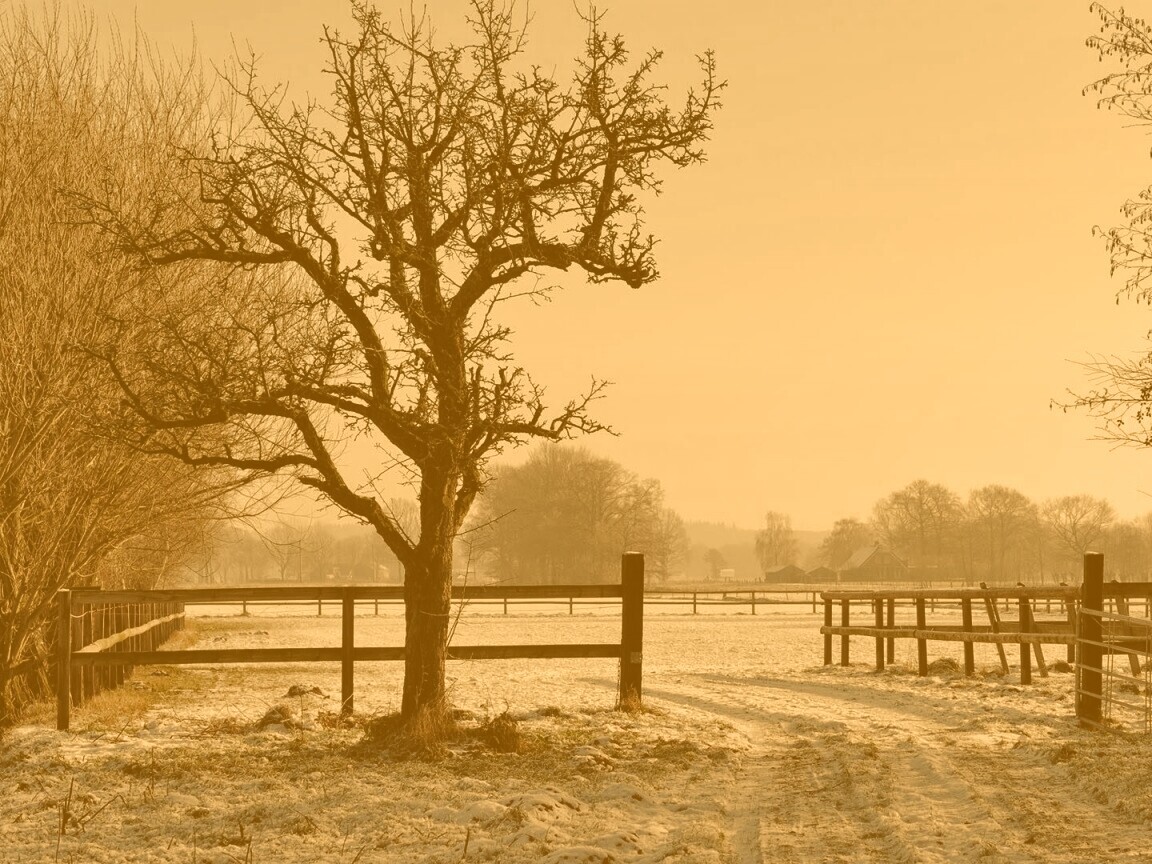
top-left (4, 604), bottom-right (1152, 863)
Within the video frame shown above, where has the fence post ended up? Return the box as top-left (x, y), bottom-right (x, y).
top-left (1018, 596), bottom-right (1032, 685)
top-left (693, 592), bottom-right (698, 615)
top-left (341, 588), bottom-right (355, 718)
top-left (751, 592), bottom-right (756, 615)
top-left (618, 553), bottom-right (644, 709)
top-left (1078, 552), bottom-right (1104, 727)
top-left (1066, 598), bottom-right (1077, 665)
top-left (961, 598), bottom-right (975, 676)
top-left (823, 598), bottom-right (832, 665)
top-left (56, 590), bottom-right (71, 732)
top-left (874, 599), bottom-right (884, 671)
top-left (886, 598), bottom-right (895, 663)
top-left (840, 599), bottom-right (850, 666)
top-left (916, 597), bottom-right (928, 676)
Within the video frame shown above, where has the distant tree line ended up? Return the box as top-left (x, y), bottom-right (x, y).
top-left (759, 480), bottom-right (1148, 583)
top-left (181, 516), bottom-right (413, 586)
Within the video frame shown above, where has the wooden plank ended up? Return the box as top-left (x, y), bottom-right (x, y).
top-left (69, 607), bottom-right (82, 709)
top-left (823, 600), bottom-right (833, 666)
top-left (74, 612), bottom-right (185, 654)
top-left (821, 627), bottom-right (1075, 644)
top-left (1103, 581), bottom-right (1152, 597)
top-left (341, 588), bottom-right (354, 717)
top-left (840, 599), bottom-right (850, 667)
top-left (821, 586), bottom-right (1079, 601)
top-left (56, 591), bottom-right (71, 731)
top-left (916, 598), bottom-right (928, 676)
top-left (618, 553), bottom-right (644, 707)
top-left (886, 598), bottom-right (895, 664)
top-left (1019, 597), bottom-right (1032, 684)
top-left (874, 599), bottom-right (884, 671)
top-left (1023, 597), bottom-right (1047, 678)
top-left (929, 631), bottom-right (1075, 645)
top-left (72, 643), bottom-right (627, 667)
top-left (961, 598), bottom-right (975, 676)
top-left (980, 582), bottom-right (1010, 674)
top-left (1114, 590), bottom-right (1142, 676)
top-left (73, 647), bottom-right (346, 666)
top-left (81, 602), bottom-right (93, 703)
top-left (821, 626), bottom-right (920, 638)
top-left (448, 644), bottom-right (623, 660)
top-left (70, 583), bottom-right (625, 605)
top-left (1079, 554), bottom-right (1105, 727)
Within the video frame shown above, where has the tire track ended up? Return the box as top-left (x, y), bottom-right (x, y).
top-left (647, 672), bottom-right (1152, 864)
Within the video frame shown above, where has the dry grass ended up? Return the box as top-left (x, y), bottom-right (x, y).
top-left (363, 704), bottom-right (461, 758)
top-left (476, 711), bottom-right (521, 753)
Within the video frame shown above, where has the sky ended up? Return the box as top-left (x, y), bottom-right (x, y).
top-left (59, 0), bottom-right (1152, 530)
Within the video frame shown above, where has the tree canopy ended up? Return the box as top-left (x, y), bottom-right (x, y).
top-left (467, 445), bottom-right (687, 584)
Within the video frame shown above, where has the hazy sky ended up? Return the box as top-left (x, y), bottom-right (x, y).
top-left (68, 0), bottom-right (1152, 529)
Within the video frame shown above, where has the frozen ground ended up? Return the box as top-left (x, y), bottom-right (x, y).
top-left (4, 604), bottom-right (1152, 863)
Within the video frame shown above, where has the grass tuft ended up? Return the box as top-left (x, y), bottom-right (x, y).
top-left (476, 711), bottom-right (521, 753)
top-left (363, 703), bottom-right (459, 759)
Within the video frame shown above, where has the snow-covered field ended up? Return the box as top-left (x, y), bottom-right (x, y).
top-left (4, 604), bottom-right (1152, 863)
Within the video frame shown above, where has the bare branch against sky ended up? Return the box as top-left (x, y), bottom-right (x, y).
top-left (57, 0), bottom-right (1152, 527)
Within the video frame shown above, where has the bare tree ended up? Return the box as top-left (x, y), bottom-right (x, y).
top-left (871, 480), bottom-right (962, 570)
top-left (819, 518), bottom-right (873, 569)
top-left (703, 548), bottom-right (727, 581)
top-left (754, 511), bottom-right (797, 574)
top-left (82, 2), bottom-right (720, 726)
top-left (1042, 495), bottom-right (1115, 567)
top-left (965, 485), bottom-right (1038, 582)
top-left (1102, 516), bottom-right (1152, 580)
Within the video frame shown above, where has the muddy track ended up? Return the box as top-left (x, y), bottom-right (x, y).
top-left (647, 672), bottom-right (1152, 864)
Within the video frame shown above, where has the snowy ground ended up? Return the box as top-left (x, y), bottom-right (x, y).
top-left (4, 603), bottom-right (1152, 863)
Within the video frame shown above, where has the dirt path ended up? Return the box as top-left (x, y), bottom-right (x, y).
top-left (646, 671), bottom-right (1152, 864)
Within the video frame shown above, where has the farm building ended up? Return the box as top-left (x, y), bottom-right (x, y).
top-left (806, 566), bottom-right (837, 583)
top-left (837, 545), bottom-right (908, 582)
top-left (761, 563), bottom-right (806, 583)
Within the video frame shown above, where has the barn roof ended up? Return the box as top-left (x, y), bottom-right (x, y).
top-left (840, 545), bottom-right (907, 571)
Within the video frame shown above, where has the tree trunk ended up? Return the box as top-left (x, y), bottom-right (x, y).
top-left (400, 540), bottom-right (453, 721)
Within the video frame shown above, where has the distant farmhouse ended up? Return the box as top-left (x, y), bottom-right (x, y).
top-left (838, 545), bottom-right (908, 582)
top-left (761, 563), bottom-right (806, 583)
top-left (805, 565), bottom-right (837, 583)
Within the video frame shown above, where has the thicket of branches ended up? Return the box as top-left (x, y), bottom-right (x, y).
top-left (0, 8), bottom-right (235, 726)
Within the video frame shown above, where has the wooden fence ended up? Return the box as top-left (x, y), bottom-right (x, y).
top-left (56, 553), bottom-right (645, 731)
top-left (820, 585), bottom-right (1078, 682)
top-left (55, 593), bottom-right (186, 722)
top-left (821, 554), bottom-right (1152, 734)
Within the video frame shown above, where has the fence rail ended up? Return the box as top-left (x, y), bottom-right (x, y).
top-left (56, 554), bottom-right (646, 731)
top-left (819, 586), bottom-right (1078, 681)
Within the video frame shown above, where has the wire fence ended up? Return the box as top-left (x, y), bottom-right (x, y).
top-left (1076, 605), bottom-right (1152, 734)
